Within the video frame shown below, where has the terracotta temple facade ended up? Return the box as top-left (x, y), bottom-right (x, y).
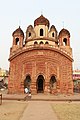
top-left (8, 15), bottom-right (73, 94)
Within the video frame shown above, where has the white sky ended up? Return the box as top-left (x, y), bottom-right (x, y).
top-left (0, 0), bottom-right (80, 70)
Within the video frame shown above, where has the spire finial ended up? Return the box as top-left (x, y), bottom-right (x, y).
top-left (62, 21), bottom-right (64, 28)
top-left (41, 10), bottom-right (43, 15)
top-left (19, 20), bottom-right (21, 28)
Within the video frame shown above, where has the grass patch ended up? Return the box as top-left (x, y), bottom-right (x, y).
top-left (52, 102), bottom-right (80, 120)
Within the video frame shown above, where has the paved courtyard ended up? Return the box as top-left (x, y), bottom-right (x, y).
top-left (20, 101), bottom-right (58, 120)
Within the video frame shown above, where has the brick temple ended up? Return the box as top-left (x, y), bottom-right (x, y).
top-left (8, 15), bottom-right (73, 94)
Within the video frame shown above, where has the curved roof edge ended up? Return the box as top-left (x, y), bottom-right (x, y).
top-left (9, 46), bottom-right (73, 62)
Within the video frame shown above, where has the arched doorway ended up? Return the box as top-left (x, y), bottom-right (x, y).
top-left (50, 75), bottom-right (57, 93)
top-left (24, 75), bottom-right (31, 93)
top-left (37, 75), bottom-right (44, 93)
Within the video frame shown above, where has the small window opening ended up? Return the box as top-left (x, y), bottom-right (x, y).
top-left (40, 29), bottom-right (43, 36)
top-left (52, 32), bottom-right (54, 37)
top-left (29, 32), bottom-right (31, 37)
top-left (16, 38), bottom-right (19, 45)
top-left (40, 41), bottom-right (43, 44)
top-left (45, 41), bottom-right (49, 44)
top-left (34, 41), bottom-right (38, 45)
top-left (63, 38), bottom-right (67, 46)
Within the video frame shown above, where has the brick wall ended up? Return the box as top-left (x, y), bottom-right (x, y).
top-left (8, 47), bottom-right (73, 94)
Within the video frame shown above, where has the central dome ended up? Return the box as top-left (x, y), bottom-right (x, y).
top-left (34, 15), bottom-right (50, 28)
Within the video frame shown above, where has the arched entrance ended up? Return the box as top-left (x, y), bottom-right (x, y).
top-left (50, 75), bottom-right (57, 94)
top-left (37, 75), bottom-right (44, 93)
top-left (24, 75), bottom-right (31, 93)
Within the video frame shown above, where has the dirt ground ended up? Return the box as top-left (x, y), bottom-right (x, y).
top-left (0, 100), bottom-right (27, 120)
top-left (0, 100), bottom-right (80, 120)
top-left (1, 89), bottom-right (80, 120)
